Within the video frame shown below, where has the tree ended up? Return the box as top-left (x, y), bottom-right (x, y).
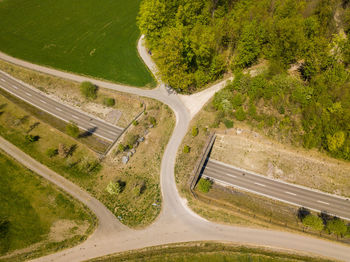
top-left (66, 121), bottom-right (80, 138)
top-left (197, 178), bottom-right (213, 193)
top-left (327, 131), bottom-right (345, 152)
top-left (302, 214), bottom-right (324, 232)
top-left (80, 81), bottom-right (97, 99)
top-left (234, 21), bottom-right (262, 68)
top-left (235, 107), bottom-right (246, 121)
top-left (326, 218), bottom-right (347, 238)
top-left (149, 116), bottom-right (157, 126)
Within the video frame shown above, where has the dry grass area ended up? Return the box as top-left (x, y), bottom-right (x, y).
top-left (211, 129), bottom-right (350, 197)
top-left (96, 101), bottom-right (175, 227)
top-left (0, 60), bottom-right (142, 127)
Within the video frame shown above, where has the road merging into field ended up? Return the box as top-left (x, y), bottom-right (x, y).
top-left (202, 159), bottom-right (350, 220)
top-left (0, 70), bottom-right (122, 142)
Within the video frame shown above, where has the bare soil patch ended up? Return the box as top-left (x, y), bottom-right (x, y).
top-left (211, 129), bottom-right (350, 197)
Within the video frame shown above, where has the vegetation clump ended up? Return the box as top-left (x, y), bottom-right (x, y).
top-left (197, 178), bottom-right (213, 193)
top-left (103, 97), bottom-right (115, 107)
top-left (80, 81), bottom-right (97, 99)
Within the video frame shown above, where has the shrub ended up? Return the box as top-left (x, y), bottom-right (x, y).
top-left (46, 148), bottom-right (58, 158)
top-left (235, 107), bottom-right (246, 121)
top-left (25, 134), bottom-right (39, 143)
top-left (183, 145), bottom-right (190, 153)
top-left (66, 121), bottom-right (80, 138)
top-left (103, 97), bottom-right (115, 107)
top-left (149, 116), bottom-right (157, 126)
top-left (197, 178), bottom-right (213, 193)
top-left (125, 133), bottom-right (139, 149)
top-left (118, 143), bottom-right (125, 153)
top-left (132, 120), bottom-right (139, 126)
top-left (223, 119), bottom-right (234, 128)
top-left (191, 126), bottom-right (199, 137)
top-left (80, 81), bottom-right (97, 99)
top-left (302, 214), bottom-right (324, 232)
top-left (106, 180), bottom-right (125, 195)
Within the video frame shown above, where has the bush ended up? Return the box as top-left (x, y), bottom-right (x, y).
top-left (302, 214), bottom-right (324, 232)
top-left (80, 81), bottom-right (97, 99)
top-left (46, 148), bottom-right (58, 158)
top-left (223, 119), bottom-right (234, 128)
top-left (132, 120), bottom-right (139, 126)
top-left (66, 121), bottom-right (80, 138)
top-left (25, 134), bottom-right (39, 143)
top-left (149, 116), bottom-right (157, 126)
top-left (191, 126), bottom-right (199, 137)
top-left (183, 145), bottom-right (190, 153)
top-left (235, 107), bottom-right (246, 121)
top-left (125, 133), bottom-right (139, 149)
top-left (103, 97), bottom-right (115, 107)
top-left (118, 143), bottom-right (125, 153)
top-left (197, 178), bottom-right (213, 193)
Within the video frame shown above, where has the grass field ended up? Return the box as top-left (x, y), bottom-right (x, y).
top-left (91, 242), bottom-right (332, 262)
top-left (0, 0), bottom-right (154, 87)
top-left (0, 151), bottom-right (95, 261)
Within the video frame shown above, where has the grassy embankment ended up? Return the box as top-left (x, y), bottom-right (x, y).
top-left (175, 97), bottom-right (350, 244)
top-left (0, 64), bottom-right (174, 227)
top-left (90, 242), bottom-right (332, 262)
top-left (0, 151), bottom-right (95, 261)
top-left (0, 0), bottom-right (155, 87)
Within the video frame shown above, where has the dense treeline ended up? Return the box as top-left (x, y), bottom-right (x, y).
top-left (138, 0), bottom-right (350, 92)
top-left (139, 0), bottom-right (350, 160)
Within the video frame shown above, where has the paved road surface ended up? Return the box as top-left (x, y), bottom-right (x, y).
top-left (1, 36), bottom-right (350, 262)
top-left (203, 159), bottom-right (350, 220)
top-left (0, 70), bottom-right (123, 142)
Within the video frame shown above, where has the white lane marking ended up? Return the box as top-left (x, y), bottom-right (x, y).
top-left (108, 131), bottom-right (117, 135)
top-left (55, 107), bottom-right (63, 112)
top-left (254, 182), bottom-right (266, 187)
top-left (12, 85), bottom-right (18, 89)
top-left (72, 115), bottom-right (79, 119)
top-left (317, 200), bottom-right (330, 205)
top-left (227, 173), bottom-right (237, 178)
top-left (0, 79), bottom-right (5, 82)
top-left (285, 191), bottom-right (296, 196)
top-left (40, 99), bottom-right (47, 104)
top-left (25, 92), bottom-right (32, 97)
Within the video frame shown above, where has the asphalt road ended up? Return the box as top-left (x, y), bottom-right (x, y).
top-left (203, 159), bottom-right (350, 220)
top-left (1, 36), bottom-right (350, 262)
top-left (0, 70), bottom-right (123, 142)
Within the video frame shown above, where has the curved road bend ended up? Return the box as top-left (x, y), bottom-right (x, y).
top-left (0, 37), bottom-right (350, 261)
top-left (0, 70), bottom-right (122, 142)
top-left (203, 159), bottom-right (350, 220)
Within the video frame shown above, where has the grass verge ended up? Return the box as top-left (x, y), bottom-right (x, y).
top-left (0, 150), bottom-right (95, 262)
top-left (0, 0), bottom-right (154, 87)
top-left (90, 242), bottom-right (332, 262)
top-left (0, 84), bottom-right (174, 227)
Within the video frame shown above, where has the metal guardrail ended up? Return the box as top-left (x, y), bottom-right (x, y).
top-left (190, 132), bottom-right (216, 192)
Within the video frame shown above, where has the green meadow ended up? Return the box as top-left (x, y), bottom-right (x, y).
top-left (0, 151), bottom-right (94, 260)
top-left (0, 0), bottom-right (154, 87)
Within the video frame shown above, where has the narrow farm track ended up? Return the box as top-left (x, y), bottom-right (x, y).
top-left (0, 37), bottom-right (350, 261)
